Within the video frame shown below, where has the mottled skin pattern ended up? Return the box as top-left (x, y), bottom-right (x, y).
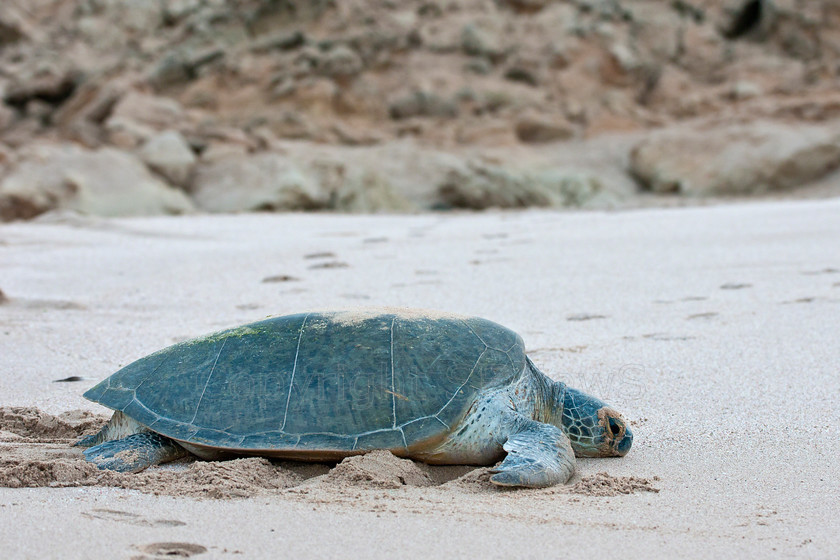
top-left (79, 311), bottom-right (633, 487)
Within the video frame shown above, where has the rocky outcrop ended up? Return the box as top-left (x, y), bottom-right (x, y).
top-left (0, 144), bottom-right (193, 220)
top-left (0, 0), bottom-right (838, 218)
top-left (190, 153), bottom-right (327, 213)
top-left (629, 121), bottom-right (840, 195)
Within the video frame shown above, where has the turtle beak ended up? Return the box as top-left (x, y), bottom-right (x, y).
top-left (616, 425), bottom-right (633, 456)
top-left (606, 414), bottom-right (632, 457)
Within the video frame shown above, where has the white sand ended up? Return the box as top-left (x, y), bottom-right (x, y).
top-left (1, 199), bottom-right (839, 558)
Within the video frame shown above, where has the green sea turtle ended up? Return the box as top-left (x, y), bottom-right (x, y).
top-left (79, 309), bottom-right (632, 488)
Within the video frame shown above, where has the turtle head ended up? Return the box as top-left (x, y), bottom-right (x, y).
top-left (560, 386), bottom-right (633, 457)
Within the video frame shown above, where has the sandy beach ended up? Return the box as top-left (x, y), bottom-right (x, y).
top-left (1, 198), bottom-right (839, 558)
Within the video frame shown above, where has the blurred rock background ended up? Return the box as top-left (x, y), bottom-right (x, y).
top-left (1, 0), bottom-right (839, 219)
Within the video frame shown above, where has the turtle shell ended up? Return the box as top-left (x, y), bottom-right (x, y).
top-left (84, 310), bottom-right (526, 455)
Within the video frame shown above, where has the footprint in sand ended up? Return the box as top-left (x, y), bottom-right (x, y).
top-left (781, 297), bottom-right (822, 304)
top-left (686, 312), bottom-right (719, 320)
top-left (308, 261), bottom-right (349, 269)
top-left (304, 251), bottom-right (336, 259)
top-left (261, 275), bottom-right (299, 283)
top-left (83, 509), bottom-right (186, 528)
top-left (801, 268), bottom-right (838, 276)
top-left (641, 333), bottom-right (696, 341)
top-left (566, 313), bottom-right (607, 322)
top-left (132, 542), bottom-right (207, 559)
top-left (720, 282), bottom-right (752, 290)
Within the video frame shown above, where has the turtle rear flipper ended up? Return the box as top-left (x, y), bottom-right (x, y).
top-left (75, 432), bottom-right (102, 448)
top-left (83, 433), bottom-right (187, 473)
top-left (490, 421), bottom-right (575, 488)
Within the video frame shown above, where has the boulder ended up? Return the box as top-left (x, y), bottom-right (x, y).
top-left (328, 167), bottom-right (413, 213)
top-left (630, 121), bottom-right (840, 195)
top-left (437, 160), bottom-right (605, 209)
top-left (138, 130), bottom-right (196, 187)
top-left (0, 143), bottom-right (194, 221)
top-left (190, 153), bottom-right (328, 212)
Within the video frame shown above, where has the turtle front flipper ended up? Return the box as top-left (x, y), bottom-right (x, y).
top-left (83, 433), bottom-right (187, 473)
top-left (490, 421), bottom-right (575, 488)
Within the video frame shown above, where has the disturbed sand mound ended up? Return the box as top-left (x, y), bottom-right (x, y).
top-left (324, 450), bottom-right (434, 489)
top-left (0, 407), bottom-right (658, 499)
top-left (0, 406), bottom-right (106, 441)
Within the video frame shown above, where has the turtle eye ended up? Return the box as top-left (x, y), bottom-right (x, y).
top-left (608, 417), bottom-right (623, 437)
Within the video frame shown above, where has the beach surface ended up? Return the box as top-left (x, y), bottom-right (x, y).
top-left (1, 198), bottom-right (839, 559)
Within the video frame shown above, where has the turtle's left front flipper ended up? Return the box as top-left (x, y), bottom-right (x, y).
top-left (83, 432), bottom-right (187, 473)
top-left (490, 420), bottom-right (575, 488)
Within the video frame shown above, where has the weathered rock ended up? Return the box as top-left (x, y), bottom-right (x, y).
top-left (53, 79), bottom-right (129, 147)
top-left (0, 143), bottom-right (16, 180)
top-left (107, 91), bottom-right (187, 130)
top-left (0, 105), bottom-right (16, 131)
top-left (318, 45), bottom-right (364, 79)
top-left (138, 130), bottom-right (196, 187)
top-left (717, 0), bottom-right (773, 40)
top-left (190, 153), bottom-right (328, 212)
top-left (437, 161), bottom-right (605, 209)
top-left (504, 64), bottom-right (540, 87)
top-left (630, 121), bottom-right (840, 195)
top-left (0, 144), bottom-right (194, 221)
top-left (502, 0), bottom-right (552, 14)
top-left (461, 23), bottom-right (504, 60)
top-left (199, 142), bottom-right (250, 163)
top-left (250, 30), bottom-right (307, 53)
top-left (148, 52), bottom-right (191, 88)
top-left (149, 47), bottom-right (226, 87)
top-left (534, 170), bottom-right (608, 207)
top-left (105, 118), bottom-right (157, 150)
top-left (456, 118), bottom-right (517, 146)
top-left (329, 167), bottom-right (413, 212)
top-left (628, 4), bottom-right (683, 62)
top-left (163, 0), bottom-right (203, 24)
top-left (514, 112), bottom-right (576, 143)
top-left (104, 91), bottom-right (188, 147)
top-left (0, 12), bottom-right (26, 46)
top-left (388, 91), bottom-right (458, 120)
top-left (93, 0), bottom-right (166, 33)
top-left (3, 68), bottom-right (78, 109)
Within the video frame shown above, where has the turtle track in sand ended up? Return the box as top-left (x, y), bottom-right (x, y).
top-left (0, 407), bottom-right (659, 500)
